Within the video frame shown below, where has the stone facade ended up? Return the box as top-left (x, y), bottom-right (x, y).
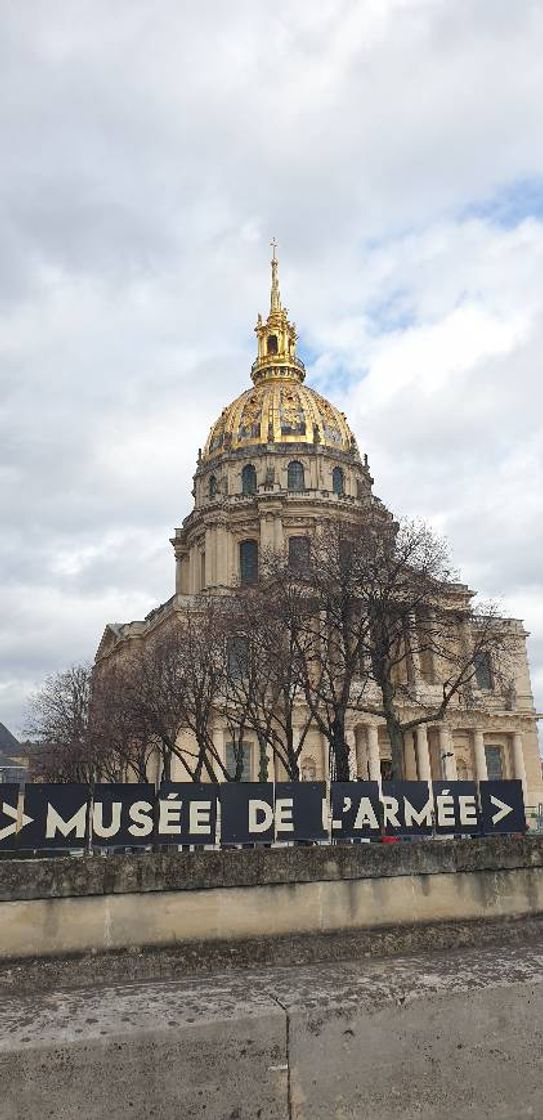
top-left (96, 251), bottom-right (543, 811)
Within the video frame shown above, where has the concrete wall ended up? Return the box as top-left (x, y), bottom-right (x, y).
top-left (1, 837), bottom-right (543, 961)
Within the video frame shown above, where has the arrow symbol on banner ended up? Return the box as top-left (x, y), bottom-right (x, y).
top-left (0, 803), bottom-right (34, 841)
top-left (490, 796), bottom-right (513, 826)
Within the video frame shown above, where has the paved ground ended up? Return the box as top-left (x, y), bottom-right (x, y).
top-left (1, 911), bottom-right (542, 996)
top-left (1, 933), bottom-right (543, 1118)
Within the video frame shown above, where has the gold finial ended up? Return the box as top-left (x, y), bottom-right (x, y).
top-left (252, 242), bottom-right (305, 384)
top-left (270, 236), bottom-right (281, 313)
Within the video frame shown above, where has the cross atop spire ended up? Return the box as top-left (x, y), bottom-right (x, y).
top-left (270, 236), bottom-right (281, 313)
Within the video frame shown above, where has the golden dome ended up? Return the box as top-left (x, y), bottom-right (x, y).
top-left (202, 242), bottom-right (356, 462)
top-left (203, 378), bottom-right (354, 460)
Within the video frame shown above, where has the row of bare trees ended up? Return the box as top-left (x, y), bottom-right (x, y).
top-left (27, 517), bottom-right (516, 784)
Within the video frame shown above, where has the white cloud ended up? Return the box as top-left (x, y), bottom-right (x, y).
top-left (1, 0), bottom-right (543, 740)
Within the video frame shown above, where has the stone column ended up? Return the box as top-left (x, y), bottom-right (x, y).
top-left (404, 731), bottom-right (418, 780)
top-left (355, 727), bottom-right (368, 779)
top-left (513, 731), bottom-right (528, 802)
top-left (215, 524), bottom-right (228, 585)
top-left (273, 515), bottom-right (284, 552)
top-left (260, 513), bottom-right (275, 552)
top-left (205, 528), bottom-right (214, 587)
top-left (344, 729), bottom-right (357, 780)
top-left (367, 726), bottom-right (381, 781)
top-left (473, 730), bottom-right (488, 782)
top-left (439, 725), bottom-right (457, 781)
top-left (188, 547), bottom-right (197, 594)
top-left (415, 726), bottom-right (432, 782)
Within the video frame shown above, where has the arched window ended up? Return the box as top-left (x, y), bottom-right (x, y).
top-left (287, 461), bottom-right (305, 492)
top-left (209, 475), bottom-right (217, 499)
top-left (332, 466), bottom-right (344, 495)
top-left (267, 334), bottom-right (278, 354)
top-left (301, 756), bottom-right (317, 781)
top-left (240, 539), bottom-right (258, 585)
top-left (288, 536), bottom-right (310, 573)
top-left (242, 464), bottom-right (257, 495)
top-left (456, 759), bottom-right (469, 782)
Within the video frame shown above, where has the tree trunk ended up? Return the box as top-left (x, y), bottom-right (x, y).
top-left (387, 721), bottom-right (405, 780)
top-left (331, 714), bottom-right (350, 782)
top-left (380, 679), bottom-right (405, 779)
top-left (258, 737), bottom-right (269, 782)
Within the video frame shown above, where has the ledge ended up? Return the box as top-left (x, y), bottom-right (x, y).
top-left (1, 835), bottom-right (542, 903)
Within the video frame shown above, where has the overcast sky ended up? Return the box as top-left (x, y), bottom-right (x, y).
top-left (1, 0), bottom-right (542, 741)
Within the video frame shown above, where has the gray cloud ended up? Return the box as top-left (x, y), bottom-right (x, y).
top-left (1, 0), bottom-right (543, 739)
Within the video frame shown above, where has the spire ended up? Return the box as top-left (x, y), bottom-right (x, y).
top-left (252, 242), bottom-right (305, 384)
top-left (270, 237), bottom-right (281, 313)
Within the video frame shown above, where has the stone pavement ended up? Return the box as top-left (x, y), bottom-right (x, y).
top-left (0, 941), bottom-right (542, 1119)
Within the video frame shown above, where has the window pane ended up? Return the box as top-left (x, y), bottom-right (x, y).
top-left (485, 745), bottom-right (503, 781)
top-left (287, 461), bottom-right (305, 491)
top-left (242, 464), bottom-right (257, 495)
top-left (288, 536), bottom-right (310, 572)
top-left (240, 539), bottom-right (258, 585)
top-left (226, 743), bottom-right (252, 781)
top-left (475, 652), bottom-right (492, 690)
top-left (332, 466), bottom-right (344, 495)
top-left (227, 636), bottom-right (249, 678)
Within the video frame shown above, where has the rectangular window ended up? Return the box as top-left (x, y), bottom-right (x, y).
top-left (227, 636), bottom-right (249, 678)
top-left (240, 539), bottom-right (258, 585)
top-left (474, 651), bottom-right (493, 691)
top-left (485, 745), bottom-right (504, 781)
top-left (288, 535), bottom-right (310, 572)
top-left (226, 742), bottom-right (252, 782)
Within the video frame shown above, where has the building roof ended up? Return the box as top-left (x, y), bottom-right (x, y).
top-left (0, 721), bottom-right (21, 766)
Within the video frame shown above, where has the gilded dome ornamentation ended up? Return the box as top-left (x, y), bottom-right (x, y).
top-left (202, 242), bottom-right (358, 463)
top-left (202, 379), bottom-right (355, 460)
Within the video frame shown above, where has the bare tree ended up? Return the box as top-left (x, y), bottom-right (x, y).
top-left (122, 597), bottom-right (237, 783)
top-left (304, 517), bottom-right (515, 778)
top-left (89, 664), bottom-right (157, 783)
top-left (220, 568), bottom-right (317, 780)
top-left (26, 664), bottom-right (97, 782)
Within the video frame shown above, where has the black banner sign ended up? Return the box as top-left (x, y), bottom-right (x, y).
top-left (0, 784), bottom-right (22, 850)
top-left (21, 784), bottom-right (89, 850)
top-left (92, 784), bottom-right (155, 847)
top-left (276, 783), bottom-right (327, 842)
top-left (0, 779), bottom-right (528, 851)
top-left (431, 781), bottom-right (480, 836)
top-left (220, 783), bottom-right (275, 844)
top-left (331, 782), bottom-right (381, 839)
top-left (157, 783), bottom-right (218, 845)
top-left (479, 780), bottom-right (526, 835)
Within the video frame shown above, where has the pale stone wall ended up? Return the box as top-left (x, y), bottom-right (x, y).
top-left (1, 839), bottom-right (543, 962)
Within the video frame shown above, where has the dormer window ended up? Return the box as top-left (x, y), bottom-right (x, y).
top-left (267, 334), bottom-right (278, 355)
